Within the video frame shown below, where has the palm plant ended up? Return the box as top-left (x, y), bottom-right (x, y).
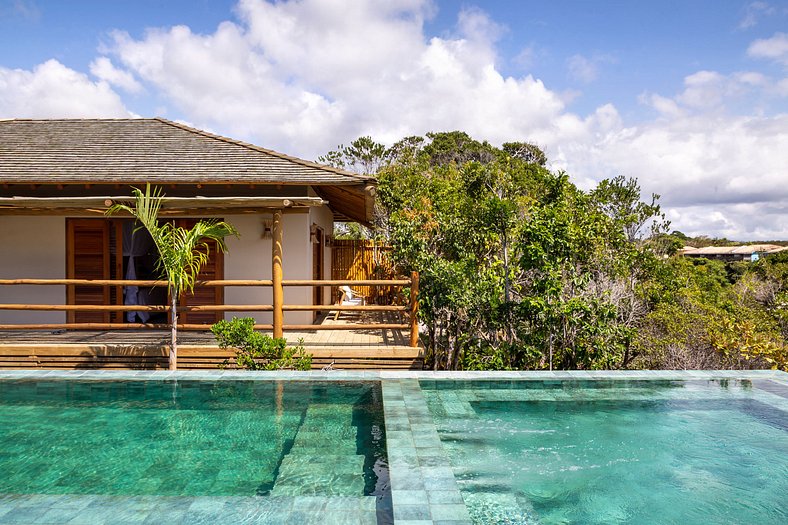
top-left (107, 184), bottom-right (239, 369)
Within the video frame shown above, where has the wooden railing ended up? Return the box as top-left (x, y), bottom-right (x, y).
top-left (0, 273), bottom-right (420, 347)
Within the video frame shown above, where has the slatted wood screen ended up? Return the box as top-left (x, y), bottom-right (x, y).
top-left (176, 219), bottom-right (224, 325)
top-left (66, 219), bottom-right (111, 323)
top-left (331, 240), bottom-right (396, 303)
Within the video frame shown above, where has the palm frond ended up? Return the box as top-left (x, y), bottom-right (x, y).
top-left (107, 184), bottom-right (239, 295)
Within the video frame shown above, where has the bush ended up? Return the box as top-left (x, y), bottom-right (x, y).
top-left (211, 317), bottom-right (312, 370)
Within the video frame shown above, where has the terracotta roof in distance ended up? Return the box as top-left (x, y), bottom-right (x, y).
top-left (0, 118), bottom-right (371, 186)
top-left (682, 244), bottom-right (787, 256)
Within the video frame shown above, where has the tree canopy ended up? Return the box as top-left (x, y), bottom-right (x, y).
top-left (321, 132), bottom-right (787, 371)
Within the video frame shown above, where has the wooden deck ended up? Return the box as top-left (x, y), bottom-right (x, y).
top-left (0, 313), bottom-right (424, 370)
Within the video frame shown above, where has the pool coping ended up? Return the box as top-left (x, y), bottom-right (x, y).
top-left (0, 369), bottom-right (785, 382)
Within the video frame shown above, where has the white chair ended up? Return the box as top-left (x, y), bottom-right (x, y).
top-left (334, 286), bottom-right (368, 320)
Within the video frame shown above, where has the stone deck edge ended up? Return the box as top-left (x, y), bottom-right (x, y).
top-left (0, 369), bottom-right (784, 382)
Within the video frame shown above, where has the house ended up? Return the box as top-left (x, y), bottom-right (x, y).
top-left (681, 244), bottom-right (788, 262)
top-left (0, 119), bottom-right (421, 369)
top-left (0, 118), bottom-right (375, 326)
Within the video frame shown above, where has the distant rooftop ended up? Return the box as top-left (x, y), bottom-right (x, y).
top-left (682, 244), bottom-right (788, 257)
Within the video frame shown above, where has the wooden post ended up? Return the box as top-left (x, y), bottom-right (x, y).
top-left (272, 209), bottom-right (284, 338)
top-left (409, 271), bottom-right (419, 347)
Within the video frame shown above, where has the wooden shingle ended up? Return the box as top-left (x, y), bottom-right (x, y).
top-left (0, 118), bottom-right (372, 186)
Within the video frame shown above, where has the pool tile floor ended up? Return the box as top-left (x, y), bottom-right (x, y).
top-left (0, 494), bottom-right (383, 524)
top-left (0, 370), bottom-right (785, 524)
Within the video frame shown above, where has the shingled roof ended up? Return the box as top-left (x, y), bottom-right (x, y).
top-left (0, 118), bottom-right (370, 185)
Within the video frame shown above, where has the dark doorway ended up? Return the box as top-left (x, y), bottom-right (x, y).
top-left (66, 218), bottom-right (224, 325)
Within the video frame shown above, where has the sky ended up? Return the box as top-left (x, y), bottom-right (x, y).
top-left (1, 0), bottom-right (787, 240)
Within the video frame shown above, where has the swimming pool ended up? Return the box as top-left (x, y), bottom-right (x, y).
top-left (0, 370), bottom-right (785, 524)
top-left (0, 378), bottom-right (390, 524)
top-left (421, 378), bottom-right (788, 524)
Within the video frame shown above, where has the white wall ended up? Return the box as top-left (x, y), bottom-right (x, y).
top-left (223, 211), bottom-right (318, 325)
top-left (310, 204), bottom-right (335, 305)
top-left (223, 214), bottom-right (272, 324)
top-left (0, 209), bottom-right (334, 326)
top-left (0, 216), bottom-right (66, 323)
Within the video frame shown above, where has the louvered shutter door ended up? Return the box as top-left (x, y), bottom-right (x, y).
top-left (67, 219), bottom-right (111, 323)
top-left (176, 219), bottom-right (224, 325)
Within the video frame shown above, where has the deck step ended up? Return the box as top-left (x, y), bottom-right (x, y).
top-left (0, 340), bottom-right (424, 370)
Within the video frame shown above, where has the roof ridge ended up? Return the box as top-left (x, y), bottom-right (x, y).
top-left (2, 118), bottom-right (148, 122)
top-left (154, 117), bottom-right (372, 184)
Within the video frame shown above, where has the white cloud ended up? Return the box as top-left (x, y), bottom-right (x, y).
top-left (640, 68), bottom-right (783, 115)
top-left (89, 57), bottom-right (142, 93)
top-left (566, 53), bottom-right (616, 84)
top-left (567, 54), bottom-right (598, 83)
top-left (747, 32), bottom-right (788, 66)
top-left (513, 46), bottom-right (537, 69)
top-left (638, 93), bottom-right (684, 118)
top-left (739, 1), bottom-right (775, 30)
top-left (0, 0), bottom-right (40, 21)
top-left (0, 0), bottom-right (785, 239)
top-left (99, 0), bottom-right (788, 238)
top-left (104, 0), bottom-right (568, 155)
top-left (0, 59), bottom-right (131, 118)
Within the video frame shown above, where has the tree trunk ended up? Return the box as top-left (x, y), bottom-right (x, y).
top-left (170, 290), bottom-right (178, 370)
top-left (502, 233), bottom-right (514, 345)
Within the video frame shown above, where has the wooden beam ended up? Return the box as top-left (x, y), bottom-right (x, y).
top-left (0, 304), bottom-right (407, 312)
top-left (283, 324), bottom-right (408, 331)
top-left (0, 278), bottom-right (408, 286)
top-left (0, 278), bottom-right (273, 286)
top-left (282, 279), bottom-right (410, 286)
top-left (0, 323), bottom-right (272, 331)
top-left (410, 271), bottom-right (420, 347)
top-left (272, 208), bottom-right (284, 338)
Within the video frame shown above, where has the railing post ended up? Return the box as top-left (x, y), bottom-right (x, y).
top-left (272, 208), bottom-right (284, 339)
top-left (409, 271), bottom-right (419, 347)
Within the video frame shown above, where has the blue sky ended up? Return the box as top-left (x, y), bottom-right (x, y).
top-left (1, 0), bottom-right (787, 238)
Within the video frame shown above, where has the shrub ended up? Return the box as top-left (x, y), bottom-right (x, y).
top-left (211, 317), bottom-right (312, 370)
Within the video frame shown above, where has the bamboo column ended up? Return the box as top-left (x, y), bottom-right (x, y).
top-left (409, 271), bottom-right (419, 347)
top-left (272, 209), bottom-right (284, 338)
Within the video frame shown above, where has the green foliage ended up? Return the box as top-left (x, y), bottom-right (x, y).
top-left (211, 317), bottom-right (312, 371)
top-left (591, 175), bottom-right (668, 242)
top-left (375, 132), bottom-right (645, 370)
top-left (317, 136), bottom-right (389, 175)
top-left (321, 131), bottom-right (787, 372)
top-left (634, 257), bottom-right (787, 371)
top-left (501, 141), bottom-right (547, 166)
top-left (107, 184), bottom-right (239, 298)
top-left (333, 222), bottom-right (372, 240)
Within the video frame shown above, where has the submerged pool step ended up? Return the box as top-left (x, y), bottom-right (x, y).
top-left (270, 404), bottom-right (367, 496)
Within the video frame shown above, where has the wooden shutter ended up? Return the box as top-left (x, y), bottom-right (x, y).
top-left (66, 219), bottom-right (111, 323)
top-left (176, 219), bottom-right (224, 325)
top-left (312, 225), bottom-right (324, 320)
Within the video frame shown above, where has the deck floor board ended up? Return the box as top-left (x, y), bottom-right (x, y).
top-left (0, 312), bottom-right (423, 370)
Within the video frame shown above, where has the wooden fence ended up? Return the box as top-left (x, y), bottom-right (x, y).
top-left (0, 275), bottom-right (419, 348)
top-left (331, 239), bottom-right (396, 303)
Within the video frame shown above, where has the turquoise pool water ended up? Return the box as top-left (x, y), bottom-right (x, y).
top-left (422, 379), bottom-right (788, 525)
top-left (0, 380), bottom-right (387, 499)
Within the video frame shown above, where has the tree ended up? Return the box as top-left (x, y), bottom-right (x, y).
top-left (317, 136), bottom-right (389, 175)
top-left (324, 130), bottom-right (785, 373)
top-left (590, 175), bottom-right (668, 242)
top-left (107, 185), bottom-right (239, 369)
top-left (377, 132), bottom-right (663, 371)
top-left (502, 141), bottom-right (547, 166)
top-left (318, 136), bottom-right (391, 238)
